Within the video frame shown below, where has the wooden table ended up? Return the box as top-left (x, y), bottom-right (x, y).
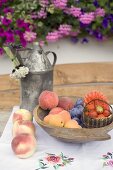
top-left (1, 62), bottom-right (113, 136)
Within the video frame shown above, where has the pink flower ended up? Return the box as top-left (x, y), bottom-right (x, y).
top-left (52, 0), bottom-right (67, 9)
top-left (39, 0), bottom-right (49, 7)
top-left (107, 160), bottom-right (113, 167)
top-left (38, 8), bottom-right (47, 19)
top-left (46, 31), bottom-right (59, 42)
top-left (39, 40), bottom-right (45, 47)
top-left (69, 7), bottom-right (81, 17)
top-left (58, 24), bottom-right (72, 36)
top-left (79, 12), bottom-right (95, 24)
top-left (95, 8), bottom-right (105, 17)
top-left (70, 31), bottom-right (80, 36)
top-left (23, 31), bottom-right (36, 42)
top-left (46, 155), bottom-right (61, 164)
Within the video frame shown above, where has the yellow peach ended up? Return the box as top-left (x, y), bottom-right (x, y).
top-left (43, 114), bottom-right (51, 124)
top-left (49, 114), bottom-right (65, 127)
top-left (64, 119), bottom-right (82, 128)
top-left (59, 110), bottom-right (71, 124)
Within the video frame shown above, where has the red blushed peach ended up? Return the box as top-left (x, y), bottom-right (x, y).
top-left (48, 107), bottom-right (64, 115)
top-left (12, 120), bottom-right (35, 137)
top-left (13, 109), bottom-right (33, 123)
top-left (58, 97), bottom-right (74, 111)
top-left (11, 134), bottom-right (37, 159)
top-left (38, 90), bottom-right (59, 110)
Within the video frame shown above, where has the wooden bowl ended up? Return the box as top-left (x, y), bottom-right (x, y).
top-left (33, 105), bottom-right (113, 143)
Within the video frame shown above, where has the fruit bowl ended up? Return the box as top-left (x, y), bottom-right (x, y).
top-left (33, 104), bottom-right (113, 143)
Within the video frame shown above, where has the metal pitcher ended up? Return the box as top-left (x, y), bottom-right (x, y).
top-left (14, 43), bottom-right (57, 112)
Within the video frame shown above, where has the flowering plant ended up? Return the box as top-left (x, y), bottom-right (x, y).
top-left (0, 0), bottom-right (113, 54)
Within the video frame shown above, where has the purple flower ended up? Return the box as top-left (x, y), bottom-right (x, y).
top-left (94, 31), bottom-right (103, 40)
top-left (0, 28), bottom-right (4, 37)
top-left (81, 38), bottom-right (89, 44)
top-left (17, 19), bottom-right (25, 28)
top-left (5, 30), bottom-right (14, 43)
top-left (93, 0), bottom-right (99, 7)
top-left (2, 17), bottom-right (12, 26)
top-left (3, 7), bottom-right (14, 13)
top-left (0, 48), bottom-right (3, 55)
top-left (71, 37), bottom-right (79, 43)
top-left (102, 18), bottom-right (108, 28)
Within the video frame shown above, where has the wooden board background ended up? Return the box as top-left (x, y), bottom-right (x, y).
top-left (1, 62), bottom-right (113, 111)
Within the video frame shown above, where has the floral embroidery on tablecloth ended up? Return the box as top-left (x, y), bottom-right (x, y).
top-left (35, 152), bottom-right (74, 170)
top-left (101, 152), bottom-right (113, 167)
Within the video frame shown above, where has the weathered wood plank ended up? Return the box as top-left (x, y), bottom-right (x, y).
top-left (0, 74), bottom-right (19, 91)
top-left (1, 62), bottom-right (113, 111)
top-left (0, 90), bottom-right (20, 111)
top-left (1, 83), bottom-right (113, 111)
top-left (0, 111), bottom-right (11, 136)
top-left (1, 62), bottom-right (113, 91)
top-left (54, 62), bottom-right (113, 85)
top-left (54, 84), bottom-right (113, 104)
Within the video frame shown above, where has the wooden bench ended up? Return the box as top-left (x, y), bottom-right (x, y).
top-left (0, 62), bottom-right (113, 135)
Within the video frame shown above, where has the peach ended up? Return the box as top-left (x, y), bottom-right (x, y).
top-left (49, 107), bottom-right (64, 115)
top-left (13, 109), bottom-right (33, 123)
top-left (12, 120), bottom-right (35, 137)
top-left (58, 97), bottom-right (74, 111)
top-left (64, 119), bottom-right (82, 128)
top-left (39, 90), bottom-right (59, 110)
top-left (43, 114), bottom-right (51, 123)
top-left (11, 134), bottom-right (37, 159)
top-left (49, 114), bottom-right (65, 127)
top-left (59, 110), bottom-right (71, 123)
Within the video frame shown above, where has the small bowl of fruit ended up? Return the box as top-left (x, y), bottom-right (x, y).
top-left (34, 90), bottom-right (113, 143)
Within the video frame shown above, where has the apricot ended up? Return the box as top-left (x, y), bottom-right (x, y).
top-left (12, 120), bottom-right (35, 137)
top-left (13, 109), bottom-right (33, 123)
top-left (11, 134), bottom-right (37, 159)
top-left (43, 114), bottom-right (51, 123)
top-left (58, 97), bottom-right (74, 110)
top-left (49, 114), bottom-right (65, 127)
top-left (38, 90), bottom-right (59, 110)
top-left (49, 107), bottom-right (64, 115)
top-left (59, 110), bottom-right (71, 123)
top-left (64, 119), bottom-right (82, 128)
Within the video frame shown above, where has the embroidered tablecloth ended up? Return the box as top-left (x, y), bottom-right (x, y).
top-left (0, 106), bottom-right (113, 170)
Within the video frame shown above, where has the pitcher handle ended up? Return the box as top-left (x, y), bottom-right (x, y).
top-left (45, 51), bottom-right (57, 67)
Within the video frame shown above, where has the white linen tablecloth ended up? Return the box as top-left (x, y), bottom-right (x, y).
top-left (0, 106), bottom-right (113, 170)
